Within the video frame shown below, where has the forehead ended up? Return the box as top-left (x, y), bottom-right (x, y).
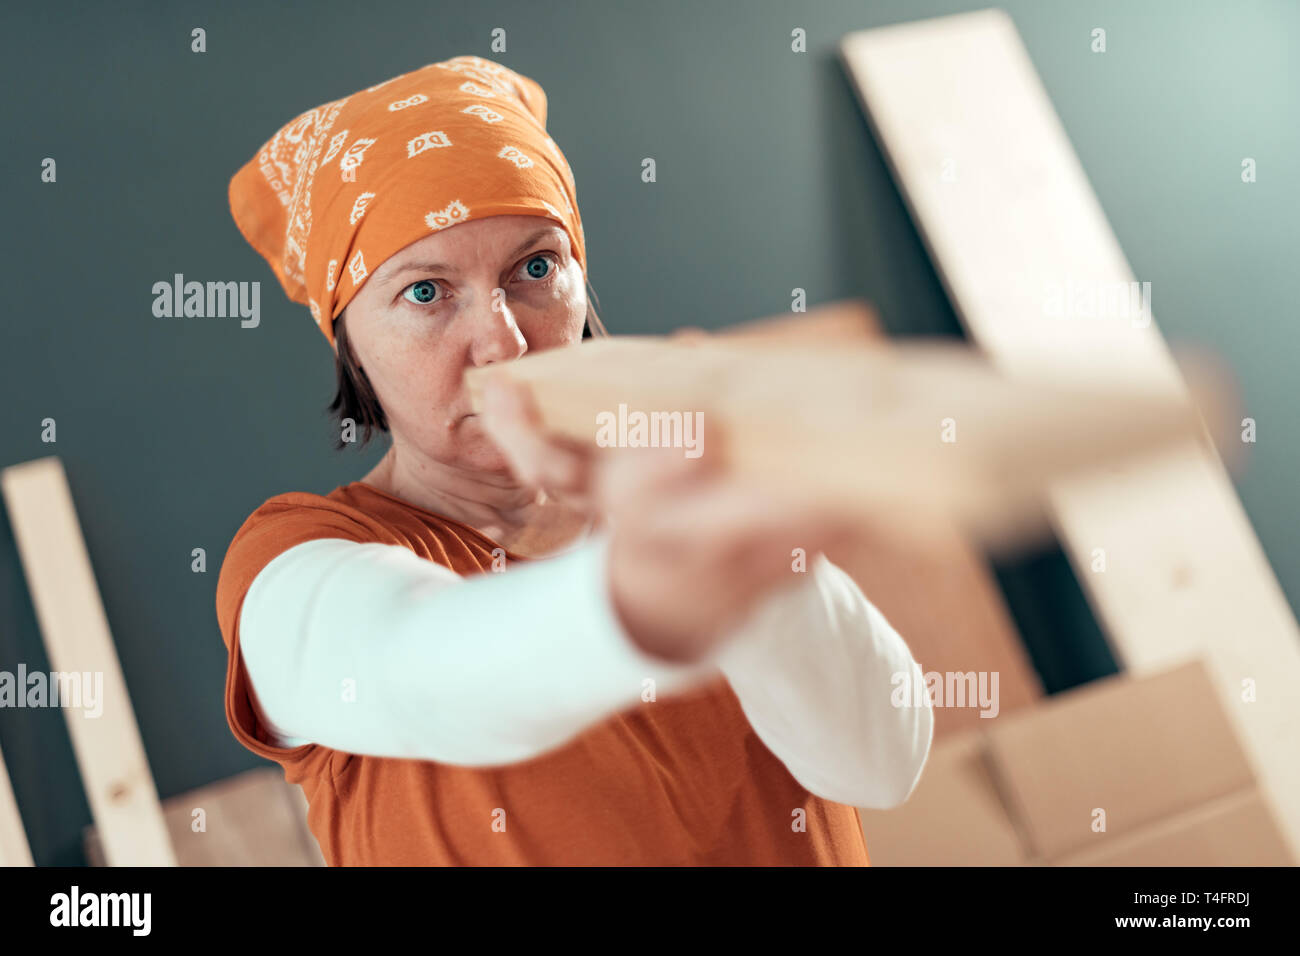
top-left (374, 215), bottom-right (569, 279)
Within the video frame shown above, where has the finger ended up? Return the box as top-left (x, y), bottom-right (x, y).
top-left (624, 474), bottom-right (859, 572)
top-left (480, 379), bottom-right (609, 509)
top-left (480, 375), bottom-right (542, 432)
top-left (593, 413), bottom-right (726, 510)
top-left (594, 445), bottom-right (714, 514)
top-left (479, 378), bottom-right (564, 487)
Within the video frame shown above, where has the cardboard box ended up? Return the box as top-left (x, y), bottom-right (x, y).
top-left (985, 659), bottom-right (1255, 860)
top-left (860, 659), bottom-right (1294, 866)
top-left (858, 730), bottom-right (1027, 866)
top-left (1055, 789), bottom-right (1293, 866)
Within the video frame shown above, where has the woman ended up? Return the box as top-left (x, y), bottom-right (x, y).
top-left (218, 54), bottom-right (933, 865)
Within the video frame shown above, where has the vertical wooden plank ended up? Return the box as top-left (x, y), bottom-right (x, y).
top-left (0, 743), bottom-right (33, 866)
top-left (1, 457), bottom-right (175, 866)
top-left (841, 9), bottom-right (1300, 858)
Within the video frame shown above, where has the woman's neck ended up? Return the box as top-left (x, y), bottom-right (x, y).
top-left (359, 445), bottom-right (594, 558)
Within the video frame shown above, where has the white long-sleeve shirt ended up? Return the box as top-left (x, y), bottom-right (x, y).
top-left (236, 532), bottom-right (933, 809)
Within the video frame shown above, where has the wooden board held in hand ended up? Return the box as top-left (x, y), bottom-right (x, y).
top-left (467, 312), bottom-right (1219, 554)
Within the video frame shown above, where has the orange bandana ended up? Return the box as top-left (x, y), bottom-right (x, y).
top-left (228, 55), bottom-right (586, 349)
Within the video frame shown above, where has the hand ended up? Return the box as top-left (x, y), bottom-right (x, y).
top-left (479, 376), bottom-right (860, 664)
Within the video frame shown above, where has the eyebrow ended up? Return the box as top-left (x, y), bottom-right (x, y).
top-left (377, 224), bottom-right (567, 287)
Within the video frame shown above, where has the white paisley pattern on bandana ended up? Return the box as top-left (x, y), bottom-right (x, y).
top-left (426, 200), bottom-right (470, 231)
top-left (257, 96), bottom-right (349, 293)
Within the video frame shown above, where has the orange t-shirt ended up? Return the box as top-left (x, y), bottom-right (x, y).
top-left (215, 481), bottom-right (870, 865)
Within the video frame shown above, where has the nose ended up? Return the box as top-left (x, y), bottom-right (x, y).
top-left (469, 293), bottom-right (528, 367)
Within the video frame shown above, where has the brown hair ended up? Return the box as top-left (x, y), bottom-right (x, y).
top-left (327, 280), bottom-right (606, 450)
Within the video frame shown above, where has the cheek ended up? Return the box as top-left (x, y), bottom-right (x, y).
top-left (365, 335), bottom-right (464, 431)
top-left (523, 264), bottom-right (587, 345)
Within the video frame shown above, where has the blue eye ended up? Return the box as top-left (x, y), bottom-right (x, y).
top-left (519, 254), bottom-right (554, 281)
top-left (402, 280), bottom-right (440, 305)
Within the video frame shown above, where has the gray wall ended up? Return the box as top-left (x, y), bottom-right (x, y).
top-left (1, 0), bottom-right (1295, 864)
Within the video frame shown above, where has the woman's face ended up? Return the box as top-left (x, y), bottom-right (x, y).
top-left (341, 214), bottom-right (587, 475)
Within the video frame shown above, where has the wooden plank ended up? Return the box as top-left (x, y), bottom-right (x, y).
top-left (703, 299), bottom-right (883, 345)
top-left (841, 8), bottom-right (1300, 858)
top-left (724, 302), bottom-right (1045, 730)
top-left (467, 319), bottom-right (1214, 554)
top-left (0, 743), bottom-right (33, 866)
top-left (1, 457), bottom-right (175, 866)
top-left (704, 300), bottom-right (1044, 732)
top-left (678, 301), bottom-right (1044, 732)
top-left (85, 768), bottom-right (324, 867)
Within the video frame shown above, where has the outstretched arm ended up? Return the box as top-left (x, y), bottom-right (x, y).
top-left (715, 552), bottom-right (934, 809)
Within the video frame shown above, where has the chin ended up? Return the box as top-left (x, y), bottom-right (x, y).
top-left (420, 415), bottom-right (515, 475)
top-left (459, 428), bottom-right (514, 473)
top-left (476, 449), bottom-right (515, 474)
